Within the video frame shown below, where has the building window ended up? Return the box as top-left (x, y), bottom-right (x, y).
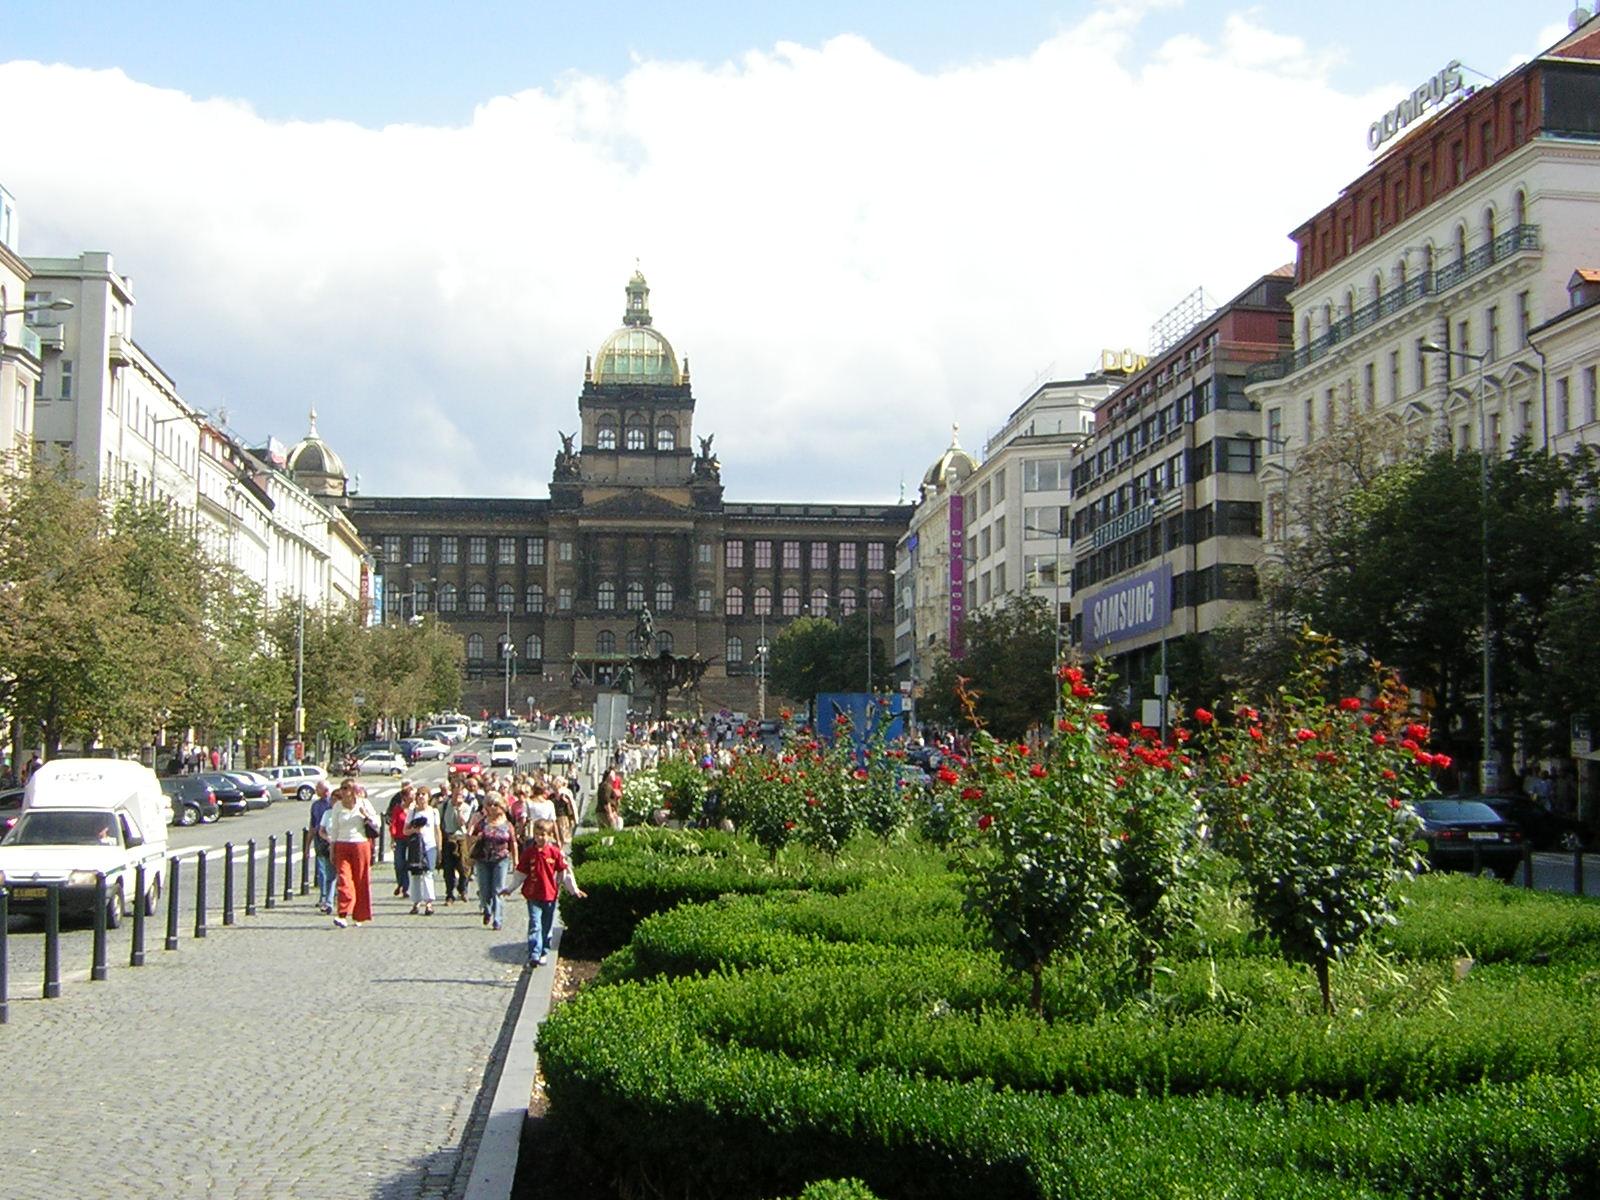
top-left (525, 634), bottom-right (543, 661)
top-left (838, 542), bottom-right (857, 570)
top-left (410, 536), bottom-right (430, 563)
top-left (1389, 351), bottom-right (1402, 403)
top-left (626, 581), bottom-right (645, 610)
top-left (596, 630), bottom-right (616, 654)
top-left (467, 584), bottom-right (487, 613)
top-left (655, 582), bottom-right (674, 613)
top-left (782, 541), bottom-right (800, 569)
top-left (597, 580), bottom-right (615, 611)
top-left (1022, 459), bottom-right (1068, 492)
top-left (1517, 291), bottom-right (1532, 348)
top-left (754, 586), bottom-right (772, 615)
top-left (1485, 306), bottom-right (1499, 363)
top-left (384, 583), bottom-right (399, 617)
top-left (1363, 363), bottom-right (1376, 410)
top-left (810, 587), bottom-right (829, 617)
top-left (59, 360), bottom-right (73, 400)
top-left (781, 587), bottom-right (801, 616)
top-left (697, 586), bottom-right (712, 614)
top-left (1216, 437), bottom-right (1258, 474)
top-left (469, 537), bottom-right (487, 564)
top-left (868, 586), bottom-right (884, 611)
top-left (754, 540), bottom-right (772, 569)
top-left (382, 536), bottom-right (401, 565)
top-left (867, 542), bottom-right (886, 571)
top-left (525, 537), bottom-right (544, 566)
top-left (726, 586), bottom-right (745, 616)
top-left (1585, 367), bottom-right (1597, 425)
top-left (491, 583), bottom-right (509, 612)
top-left (656, 631), bottom-right (674, 654)
top-left (467, 634), bottom-right (485, 661)
top-left (440, 537), bottom-right (458, 564)
top-left (656, 425), bottom-right (675, 451)
top-left (1557, 377), bottom-right (1571, 432)
top-left (839, 587), bottom-right (857, 616)
top-left (497, 536), bottom-right (515, 565)
top-left (725, 540), bottom-right (744, 568)
top-left (627, 631), bottom-right (645, 655)
top-left (438, 583), bottom-right (458, 613)
top-left (625, 423), bottom-right (647, 451)
top-left (558, 541), bottom-right (573, 563)
top-left (697, 542), bottom-right (712, 565)
top-left (557, 587), bottom-right (573, 611)
top-left (526, 584), bottom-right (545, 613)
top-left (597, 420), bottom-right (617, 450)
top-left (727, 636), bottom-right (743, 664)
top-left (810, 542), bottom-right (828, 570)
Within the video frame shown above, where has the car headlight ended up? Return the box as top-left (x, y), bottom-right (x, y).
top-left (69, 870), bottom-right (102, 887)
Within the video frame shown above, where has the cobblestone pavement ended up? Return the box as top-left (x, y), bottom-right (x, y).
top-left (1, 870), bottom-right (526, 1199)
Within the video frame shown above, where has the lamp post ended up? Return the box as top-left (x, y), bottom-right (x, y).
top-left (756, 609), bottom-right (769, 722)
top-left (502, 609), bottom-right (515, 718)
top-left (1421, 340), bottom-right (1495, 791)
top-left (1023, 515), bottom-right (1066, 730)
top-left (147, 412), bottom-right (195, 503)
top-left (0, 297), bottom-right (72, 348)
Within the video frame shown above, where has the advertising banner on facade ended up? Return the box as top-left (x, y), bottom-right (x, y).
top-left (948, 495), bottom-right (966, 658)
top-left (1082, 563), bottom-right (1171, 652)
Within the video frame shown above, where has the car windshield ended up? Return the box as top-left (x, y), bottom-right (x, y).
top-left (6, 810), bottom-right (122, 846)
top-left (1415, 800), bottom-right (1501, 823)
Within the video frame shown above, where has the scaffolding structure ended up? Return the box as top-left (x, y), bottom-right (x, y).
top-left (1149, 286), bottom-right (1215, 357)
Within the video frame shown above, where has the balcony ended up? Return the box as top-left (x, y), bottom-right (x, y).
top-left (1247, 224), bottom-right (1541, 384)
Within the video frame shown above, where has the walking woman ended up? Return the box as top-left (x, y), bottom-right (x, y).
top-left (468, 797), bottom-right (516, 930)
top-left (320, 781), bottom-right (382, 927)
top-left (406, 787), bottom-right (440, 915)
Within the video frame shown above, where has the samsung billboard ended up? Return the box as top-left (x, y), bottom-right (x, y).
top-left (1082, 563), bottom-right (1171, 652)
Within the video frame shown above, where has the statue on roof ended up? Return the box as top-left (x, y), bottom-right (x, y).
top-left (693, 431), bottom-right (721, 483)
top-left (554, 431), bottom-right (581, 480)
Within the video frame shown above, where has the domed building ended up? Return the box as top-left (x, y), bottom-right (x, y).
top-left (286, 408), bottom-right (350, 498)
top-left (347, 270), bottom-right (912, 716)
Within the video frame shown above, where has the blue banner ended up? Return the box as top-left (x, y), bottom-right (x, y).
top-left (1082, 563), bottom-right (1171, 651)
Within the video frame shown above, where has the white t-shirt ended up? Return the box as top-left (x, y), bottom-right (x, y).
top-left (407, 804), bottom-right (439, 848)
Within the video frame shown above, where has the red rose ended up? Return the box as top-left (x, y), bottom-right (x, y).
top-left (1058, 719), bottom-right (1078, 733)
top-left (1433, 754), bottom-right (1453, 769)
top-left (1372, 732), bottom-right (1388, 746)
top-left (1029, 764), bottom-right (1047, 778)
top-left (783, 820), bottom-right (796, 830)
top-left (1294, 728), bottom-right (1316, 742)
top-left (960, 786), bottom-right (983, 801)
top-left (1339, 697), bottom-right (1362, 711)
top-left (1387, 797), bottom-right (1402, 810)
top-left (1194, 708), bottom-right (1214, 724)
top-left (805, 795), bottom-right (818, 807)
top-left (1405, 723), bottom-right (1429, 742)
top-left (1071, 683), bottom-right (1094, 699)
top-left (1015, 743), bottom-right (1030, 757)
top-left (1061, 666), bottom-right (1084, 684)
top-left (853, 768), bottom-right (868, 780)
top-left (936, 767), bottom-right (960, 785)
top-left (977, 813), bottom-right (993, 831)
top-left (1248, 726), bottom-right (1263, 741)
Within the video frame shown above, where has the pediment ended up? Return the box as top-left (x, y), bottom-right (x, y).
top-left (577, 489), bottom-right (696, 522)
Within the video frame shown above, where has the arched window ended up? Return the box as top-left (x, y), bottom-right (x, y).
top-left (656, 631), bottom-right (674, 654)
top-left (1482, 206), bottom-right (1496, 246)
top-left (467, 583), bottom-right (487, 613)
top-left (596, 630), bottom-right (616, 654)
top-left (497, 633), bottom-right (513, 661)
top-left (1454, 223), bottom-right (1468, 265)
top-left (1369, 273), bottom-right (1383, 304)
top-left (384, 584), bottom-right (399, 617)
top-left (655, 581), bottom-right (674, 612)
top-left (656, 423), bottom-right (676, 451)
top-left (782, 587), bottom-right (801, 616)
top-left (810, 587), bottom-right (829, 617)
top-left (868, 586), bottom-right (884, 611)
top-left (593, 580), bottom-right (613, 610)
top-left (438, 583), bottom-right (458, 613)
top-left (466, 633), bottom-right (485, 661)
top-left (1301, 315), bottom-right (1311, 347)
top-left (1513, 188), bottom-right (1527, 227)
top-left (496, 583), bottom-right (514, 613)
top-left (754, 586), bottom-right (772, 616)
top-left (596, 419), bottom-right (617, 450)
top-left (525, 584), bottom-right (544, 613)
top-left (727, 636), bottom-right (743, 664)
top-left (625, 421), bottom-right (647, 451)
top-left (838, 587), bottom-right (857, 617)
top-left (525, 634), bottom-right (543, 661)
top-left (627, 631), bottom-right (645, 655)
top-left (626, 581), bottom-right (645, 610)
top-left (726, 586), bottom-right (744, 616)
top-left (412, 586), bottom-right (432, 613)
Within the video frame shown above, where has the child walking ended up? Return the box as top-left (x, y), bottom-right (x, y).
top-left (506, 819), bottom-right (585, 966)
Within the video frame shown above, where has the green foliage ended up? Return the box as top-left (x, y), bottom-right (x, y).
top-left (654, 753), bottom-right (708, 822)
top-left (919, 592), bottom-right (1056, 738)
top-left (791, 1182), bottom-right (880, 1200)
top-left (618, 768), bottom-right (665, 824)
top-left (765, 612), bottom-right (890, 712)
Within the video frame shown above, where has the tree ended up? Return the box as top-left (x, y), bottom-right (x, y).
top-left (919, 593), bottom-right (1055, 739)
top-left (765, 613), bottom-right (890, 714)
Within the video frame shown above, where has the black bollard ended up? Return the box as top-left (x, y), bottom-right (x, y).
top-left (91, 873), bottom-right (109, 981)
top-left (265, 836), bottom-right (277, 910)
top-left (299, 829), bottom-right (311, 895)
top-left (43, 884), bottom-right (61, 998)
top-left (1522, 844), bottom-right (1534, 889)
top-left (283, 831), bottom-right (294, 902)
top-left (1471, 843), bottom-right (1483, 877)
top-left (130, 864), bottom-right (147, 967)
top-left (194, 852), bottom-right (208, 939)
top-left (165, 856), bottom-right (181, 951)
top-left (223, 843), bottom-right (235, 926)
top-left (246, 839), bottom-right (258, 916)
top-left (1576, 848), bottom-right (1586, 897)
top-left (377, 822), bottom-right (386, 863)
top-left (0, 888), bottom-right (10, 1022)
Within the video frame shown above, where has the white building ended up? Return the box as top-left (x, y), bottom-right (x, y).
top-left (0, 183), bottom-right (44, 454)
top-left (895, 428), bottom-right (977, 690)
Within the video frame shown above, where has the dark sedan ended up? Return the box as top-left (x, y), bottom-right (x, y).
top-left (193, 772), bottom-right (249, 816)
top-left (1484, 796), bottom-right (1589, 852)
top-left (160, 776), bottom-right (221, 827)
top-left (1411, 798), bottom-right (1525, 881)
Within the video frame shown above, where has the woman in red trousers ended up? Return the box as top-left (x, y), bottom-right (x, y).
top-left (320, 781), bottom-right (382, 926)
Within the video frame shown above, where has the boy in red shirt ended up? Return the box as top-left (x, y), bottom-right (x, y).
top-left (506, 819), bottom-right (585, 966)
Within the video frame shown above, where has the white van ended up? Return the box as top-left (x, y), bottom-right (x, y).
top-left (0, 759), bottom-right (169, 926)
top-left (489, 738), bottom-right (520, 768)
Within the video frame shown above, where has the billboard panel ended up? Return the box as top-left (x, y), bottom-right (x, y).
top-left (1081, 563), bottom-right (1172, 652)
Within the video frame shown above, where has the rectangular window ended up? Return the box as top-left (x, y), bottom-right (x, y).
top-left (994, 562), bottom-right (1006, 595)
top-left (838, 542), bottom-right (857, 570)
top-left (382, 536), bottom-right (401, 565)
top-left (1415, 340), bottom-right (1429, 390)
top-left (1517, 291), bottom-right (1532, 347)
top-left (867, 542), bottom-right (886, 571)
top-left (1266, 407), bottom-right (1283, 450)
top-left (725, 540), bottom-right (744, 568)
top-left (409, 536), bottom-right (430, 564)
top-left (979, 527), bottom-right (991, 558)
top-left (497, 536), bottom-right (515, 565)
top-left (440, 537), bottom-right (458, 564)
top-left (1023, 506), bottom-right (1060, 537)
top-left (1216, 437), bottom-right (1258, 474)
top-left (526, 537), bottom-right (545, 566)
top-left (978, 481), bottom-right (991, 515)
top-left (1457, 319), bottom-right (1471, 360)
top-left (558, 541), bottom-right (573, 562)
top-left (697, 542), bottom-right (713, 565)
top-left (1022, 458), bottom-right (1068, 492)
top-left (1585, 367), bottom-right (1597, 425)
top-left (557, 587), bottom-right (573, 611)
top-left (1485, 306), bottom-right (1499, 363)
top-left (1557, 378), bottom-right (1571, 433)
top-left (993, 520), bottom-right (1005, 551)
top-left (59, 360), bottom-right (73, 401)
top-left (469, 537), bottom-right (487, 564)
top-left (782, 541), bottom-right (800, 569)
top-left (993, 471), bottom-right (1005, 503)
top-left (1363, 362), bottom-right (1376, 410)
top-left (810, 542), bottom-right (828, 570)
top-left (697, 587), bottom-right (712, 614)
top-left (754, 540), bottom-right (772, 569)
top-left (1304, 396), bottom-right (1316, 438)
top-left (1389, 350), bottom-right (1401, 403)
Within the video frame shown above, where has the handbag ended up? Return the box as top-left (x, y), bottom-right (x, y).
top-left (361, 806), bottom-right (382, 839)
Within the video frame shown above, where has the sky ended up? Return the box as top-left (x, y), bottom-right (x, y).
top-left (0, 1), bottom-right (1576, 503)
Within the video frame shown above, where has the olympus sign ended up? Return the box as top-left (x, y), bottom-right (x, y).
top-left (1368, 60), bottom-right (1464, 152)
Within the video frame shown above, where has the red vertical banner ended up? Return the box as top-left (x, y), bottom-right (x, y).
top-left (948, 495), bottom-right (966, 658)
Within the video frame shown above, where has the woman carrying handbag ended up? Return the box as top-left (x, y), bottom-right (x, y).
top-left (319, 782), bottom-right (383, 926)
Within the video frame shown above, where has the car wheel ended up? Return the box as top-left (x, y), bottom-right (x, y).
top-left (176, 803), bottom-right (199, 828)
top-left (107, 883), bottom-right (126, 930)
top-left (202, 808), bottom-right (221, 824)
top-left (297, 784), bottom-right (314, 801)
top-left (145, 875), bottom-right (162, 916)
top-left (1560, 831), bottom-right (1584, 852)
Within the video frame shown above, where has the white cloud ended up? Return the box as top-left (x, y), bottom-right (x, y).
top-left (1, 8), bottom-right (1389, 502)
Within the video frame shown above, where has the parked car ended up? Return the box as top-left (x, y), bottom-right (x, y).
top-left (354, 750), bottom-right (407, 776)
top-left (161, 776), bottom-right (221, 827)
top-left (259, 764), bottom-right (330, 801)
top-left (547, 741), bottom-right (578, 765)
top-left (401, 738), bottom-right (450, 764)
top-left (0, 786), bottom-right (23, 838)
top-left (222, 771), bottom-right (276, 811)
top-left (194, 772), bottom-right (250, 816)
top-left (1483, 796), bottom-right (1589, 852)
top-left (487, 719), bottom-right (521, 738)
top-left (354, 739), bottom-right (403, 758)
top-left (420, 726), bottom-right (463, 746)
top-left (448, 752), bottom-right (484, 777)
top-left (1411, 797), bottom-right (1525, 881)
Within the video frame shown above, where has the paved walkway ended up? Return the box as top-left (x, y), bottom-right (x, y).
top-left (2, 858), bottom-right (529, 1199)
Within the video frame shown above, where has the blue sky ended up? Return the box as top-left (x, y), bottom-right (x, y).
top-left (1, 2), bottom-right (1577, 501)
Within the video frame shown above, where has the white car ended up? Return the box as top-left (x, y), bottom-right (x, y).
top-left (260, 763), bottom-right (331, 801)
top-left (489, 738), bottom-right (520, 768)
top-left (547, 741), bottom-right (578, 765)
top-left (402, 738), bottom-right (450, 763)
top-left (354, 750), bottom-right (407, 776)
